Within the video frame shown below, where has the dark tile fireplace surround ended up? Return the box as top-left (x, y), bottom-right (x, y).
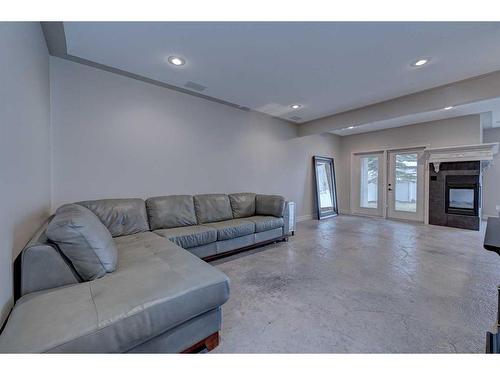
top-left (429, 161), bottom-right (481, 231)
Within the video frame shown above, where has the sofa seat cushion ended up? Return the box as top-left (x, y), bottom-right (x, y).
top-left (0, 232), bottom-right (230, 353)
top-left (154, 225), bottom-right (217, 249)
top-left (247, 215), bottom-right (285, 233)
top-left (204, 219), bottom-right (255, 241)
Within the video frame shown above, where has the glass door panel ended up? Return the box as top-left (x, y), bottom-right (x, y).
top-left (394, 153), bottom-right (418, 212)
top-left (360, 156), bottom-right (379, 209)
top-left (387, 150), bottom-right (424, 222)
top-left (352, 152), bottom-right (384, 216)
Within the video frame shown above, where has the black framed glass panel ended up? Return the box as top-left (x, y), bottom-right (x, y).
top-left (313, 156), bottom-right (338, 219)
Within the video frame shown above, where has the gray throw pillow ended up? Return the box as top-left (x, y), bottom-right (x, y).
top-left (46, 204), bottom-right (118, 281)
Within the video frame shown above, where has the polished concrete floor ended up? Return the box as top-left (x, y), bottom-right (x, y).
top-left (211, 215), bottom-right (500, 353)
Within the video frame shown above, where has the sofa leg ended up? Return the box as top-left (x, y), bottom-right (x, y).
top-left (182, 331), bottom-right (220, 353)
top-left (205, 331), bottom-right (220, 351)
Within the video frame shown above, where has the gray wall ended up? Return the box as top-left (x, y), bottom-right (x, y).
top-left (483, 128), bottom-right (500, 217)
top-left (337, 115), bottom-right (482, 213)
top-left (50, 57), bottom-right (340, 220)
top-left (0, 23), bottom-right (51, 326)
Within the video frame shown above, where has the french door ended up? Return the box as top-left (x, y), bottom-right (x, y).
top-left (352, 148), bottom-right (425, 222)
top-left (387, 149), bottom-right (424, 222)
top-left (352, 152), bottom-right (385, 216)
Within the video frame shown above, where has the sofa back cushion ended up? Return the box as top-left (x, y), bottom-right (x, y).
top-left (193, 194), bottom-right (233, 223)
top-left (146, 195), bottom-right (197, 230)
top-left (77, 198), bottom-right (149, 237)
top-left (229, 192), bottom-right (256, 218)
top-left (46, 204), bottom-right (118, 281)
top-left (256, 194), bottom-right (286, 217)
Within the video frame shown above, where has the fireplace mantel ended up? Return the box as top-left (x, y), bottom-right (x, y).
top-left (424, 143), bottom-right (499, 172)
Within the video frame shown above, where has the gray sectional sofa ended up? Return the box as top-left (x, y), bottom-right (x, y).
top-left (0, 193), bottom-right (292, 353)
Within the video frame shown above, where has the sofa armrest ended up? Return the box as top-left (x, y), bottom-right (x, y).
top-left (17, 216), bottom-right (80, 299)
top-left (282, 201), bottom-right (296, 236)
top-left (20, 243), bottom-right (80, 297)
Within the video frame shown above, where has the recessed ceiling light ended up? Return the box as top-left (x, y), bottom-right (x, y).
top-left (412, 59), bottom-right (428, 67)
top-left (168, 56), bottom-right (185, 66)
top-left (444, 106), bottom-right (454, 110)
top-left (290, 104), bottom-right (301, 109)
top-left (347, 126), bottom-right (355, 129)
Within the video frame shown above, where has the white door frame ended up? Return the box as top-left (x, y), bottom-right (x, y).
top-left (350, 145), bottom-right (431, 223)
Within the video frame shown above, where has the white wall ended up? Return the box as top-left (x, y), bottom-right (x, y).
top-left (483, 128), bottom-right (500, 218)
top-left (337, 115), bottom-right (482, 213)
top-left (50, 57), bottom-right (340, 220)
top-left (49, 58), bottom-right (486, 220)
top-left (0, 23), bottom-right (51, 326)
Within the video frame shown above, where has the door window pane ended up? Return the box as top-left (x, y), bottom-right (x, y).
top-left (395, 153), bottom-right (417, 212)
top-left (360, 156), bottom-right (378, 208)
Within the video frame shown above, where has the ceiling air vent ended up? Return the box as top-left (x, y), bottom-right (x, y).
top-left (184, 81), bottom-right (206, 92)
top-left (290, 116), bottom-right (302, 121)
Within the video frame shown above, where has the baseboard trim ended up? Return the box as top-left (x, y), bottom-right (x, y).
top-left (298, 211), bottom-right (351, 221)
top-left (483, 214), bottom-right (499, 220)
top-left (297, 214), bottom-right (314, 222)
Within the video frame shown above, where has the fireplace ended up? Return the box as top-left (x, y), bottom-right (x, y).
top-left (425, 143), bottom-right (499, 231)
top-left (429, 161), bottom-right (481, 230)
top-left (445, 177), bottom-right (479, 217)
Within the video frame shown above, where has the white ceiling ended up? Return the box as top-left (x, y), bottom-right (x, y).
top-left (64, 22), bottom-right (500, 124)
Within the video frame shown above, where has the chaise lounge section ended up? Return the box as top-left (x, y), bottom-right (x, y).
top-left (0, 193), bottom-right (292, 353)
